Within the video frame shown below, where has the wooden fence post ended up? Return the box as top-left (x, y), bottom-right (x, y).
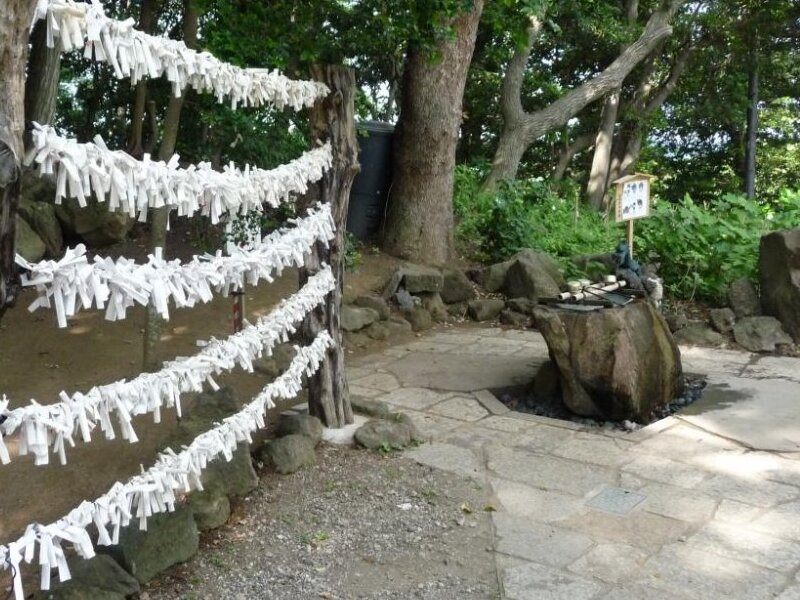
top-left (300, 65), bottom-right (359, 428)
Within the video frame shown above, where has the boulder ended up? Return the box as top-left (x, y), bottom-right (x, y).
top-left (506, 298), bottom-right (537, 315)
top-left (673, 324), bottom-right (727, 347)
top-left (276, 414), bottom-right (324, 446)
top-left (55, 197), bottom-right (134, 246)
top-left (709, 308), bottom-right (736, 334)
top-left (354, 294), bottom-right (390, 320)
top-left (102, 505), bottom-right (199, 584)
top-left (402, 306), bottom-right (433, 332)
top-left (174, 388), bottom-right (258, 497)
top-left (418, 292), bottom-right (449, 322)
top-left (15, 215), bottom-right (46, 262)
top-left (479, 261), bottom-right (513, 293)
top-left (365, 321), bottom-right (391, 341)
top-left (499, 309), bottom-right (528, 328)
top-left (503, 250), bottom-right (565, 300)
top-left (354, 418), bottom-right (413, 450)
top-left (759, 228), bottom-right (800, 342)
top-left (446, 302), bottom-right (468, 319)
top-left (664, 311), bottom-right (689, 333)
top-left (733, 316), bottom-right (793, 353)
top-left (188, 488), bottom-right (231, 531)
top-left (341, 305), bottom-right (379, 332)
top-left (33, 554), bottom-right (140, 600)
top-left (728, 278), bottom-right (761, 319)
top-left (18, 200), bottom-right (63, 257)
top-left (382, 263), bottom-right (443, 297)
top-left (440, 267), bottom-right (476, 304)
top-left (531, 361), bottom-right (561, 403)
top-left (468, 298), bottom-right (505, 322)
top-left (385, 316), bottom-right (413, 335)
top-left (262, 434), bottom-right (316, 474)
top-left (350, 397), bottom-right (391, 418)
top-left (533, 302), bottom-right (683, 421)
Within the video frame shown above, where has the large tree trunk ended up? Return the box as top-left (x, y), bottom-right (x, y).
top-left (744, 52), bottom-right (759, 199)
top-left (383, 0), bottom-right (484, 264)
top-left (1, 2), bottom-right (37, 321)
top-left (25, 20), bottom-right (62, 127)
top-left (585, 91), bottom-right (621, 210)
top-left (301, 66), bottom-right (360, 428)
top-left (142, 0), bottom-right (198, 371)
top-left (128, 0), bottom-right (159, 157)
top-left (484, 0), bottom-right (685, 189)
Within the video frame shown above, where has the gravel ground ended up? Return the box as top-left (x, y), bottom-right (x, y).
top-left (144, 445), bottom-right (500, 600)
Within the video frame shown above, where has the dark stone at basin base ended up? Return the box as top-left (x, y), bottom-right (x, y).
top-left (533, 302), bottom-right (683, 422)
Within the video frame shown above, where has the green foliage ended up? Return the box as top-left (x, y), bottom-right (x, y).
top-left (344, 232), bottom-right (363, 272)
top-left (454, 166), bottom-right (616, 268)
top-left (637, 191), bottom-right (800, 302)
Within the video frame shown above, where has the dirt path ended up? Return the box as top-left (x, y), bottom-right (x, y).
top-left (145, 445), bottom-right (500, 600)
top-left (0, 244), bottom-right (402, 543)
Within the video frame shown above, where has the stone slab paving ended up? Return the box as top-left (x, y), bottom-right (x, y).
top-left (347, 326), bottom-right (800, 599)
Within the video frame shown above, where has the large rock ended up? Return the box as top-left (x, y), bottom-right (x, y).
top-left (440, 267), bottom-right (476, 304)
top-left (354, 294), bottom-right (390, 320)
top-left (733, 316), bottom-right (793, 353)
top-left (673, 324), bottom-right (727, 347)
top-left (385, 316), bottom-right (413, 335)
top-left (533, 302), bottom-right (683, 421)
top-left (480, 261), bottom-right (512, 293)
top-left (188, 488), bottom-right (231, 531)
top-left (365, 321), bottom-right (391, 341)
top-left (709, 307), bottom-right (736, 334)
top-left (18, 200), bottom-right (63, 257)
top-left (383, 263), bottom-right (444, 297)
top-left (468, 298), bottom-right (505, 322)
top-left (418, 292), bottom-right (449, 322)
top-left (263, 434), bottom-right (316, 474)
top-left (34, 554), bottom-right (140, 600)
top-left (55, 197), bottom-right (134, 246)
top-left (760, 228), bottom-right (800, 342)
top-left (15, 215), bottom-right (46, 262)
top-left (354, 418), bottom-right (414, 450)
top-left (174, 388), bottom-right (258, 497)
top-left (276, 414), bottom-right (324, 446)
top-left (341, 305), bottom-right (379, 332)
top-left (728, 278), bottom-right (761, 319)
top-left (402, 306), bottom-right (433, 331)
top-left (503, 250), bottom-right (565, 300)
top-left (103, 505), bottom-right (199, 584)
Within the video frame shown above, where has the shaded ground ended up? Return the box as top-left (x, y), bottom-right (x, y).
top-left (0, 247), bottom-right (404, 543)
top-left (146, 445), bottom-right (499, 600)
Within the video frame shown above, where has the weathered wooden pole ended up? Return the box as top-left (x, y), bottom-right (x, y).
top-left (300, 65), bottom-right (359, 428)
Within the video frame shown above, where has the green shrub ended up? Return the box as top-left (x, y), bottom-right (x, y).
top-left (453, 165), bottom-right (800, 303)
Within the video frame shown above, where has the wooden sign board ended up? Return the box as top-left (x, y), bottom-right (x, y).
top-left (614, 173), bottom-right (655, 223)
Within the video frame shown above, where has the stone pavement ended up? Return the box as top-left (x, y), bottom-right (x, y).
top-left (346, 325), bottom-right (800, 600)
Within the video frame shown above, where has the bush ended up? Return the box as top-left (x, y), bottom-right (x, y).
top-left (453, 165), bottom-right (800, 303)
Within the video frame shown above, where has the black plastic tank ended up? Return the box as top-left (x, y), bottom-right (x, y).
top-left (347, 121), bottom-right (395, 240)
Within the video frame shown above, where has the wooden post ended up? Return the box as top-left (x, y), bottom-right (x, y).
top-left (300, 66), bottom-right (359, 428)
top-left (627, 220), bottom-right (634, 257)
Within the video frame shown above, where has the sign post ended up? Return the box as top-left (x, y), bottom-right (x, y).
top-left (613, 173), bottom-right (655, 256)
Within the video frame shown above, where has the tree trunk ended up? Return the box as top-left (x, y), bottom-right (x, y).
top-left (585, 91), bottom-right (620, 210)
top-left (0, 1), bottom-right (37, 321)
top-left (142, 0), bottom-right (198, 371)
top-left (128, 0), bottom-right (159, 157)
top-left (301, 66), bottom-right (360, 428)
top-left (25, 20), bottom-right (62, 127)
top-left (553, 133), bottom-right (595, 181)
top-left (744, 53), bottom-right (759, 199)
top-left (484, 0), bottom-right (685, 188)
top-left (383, 0), bottom-right (484, 264)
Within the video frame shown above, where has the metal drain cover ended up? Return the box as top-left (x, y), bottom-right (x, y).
top-left (586, 487), bottom-right (646, 515)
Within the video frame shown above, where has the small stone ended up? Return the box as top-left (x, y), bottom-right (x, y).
top-left (386, 316), bottom-right (413, 335)
top-left (446, 302), bottom-right (468, 318)
top-left (262, 434), bottom-right (316, 474)
top-left (733, 316), bottom-right (793, 352)
top-left (354, 294), bottom-right (390, 320)
top-left (276, 414), bottom-right (324, 445)
top-left (709, 307), bottom-right (736, 334)
top-left (350, 397), bottom-right (392, 418)
top-left (417, 292), bottom-right (449, 322)
top-left (664, 311), bottom-right (689, 332)
top-left (188, 488), bottom-right (231, 531)
top-left (673, 324), bottom-right (726, 347)
top-left (364, 321), bottom-right (391, 340)
top-left (467, 298), bottom-right (505, 322)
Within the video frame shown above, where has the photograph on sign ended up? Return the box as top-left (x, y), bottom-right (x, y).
top-left (620, 179), bottom-right (649, 220)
